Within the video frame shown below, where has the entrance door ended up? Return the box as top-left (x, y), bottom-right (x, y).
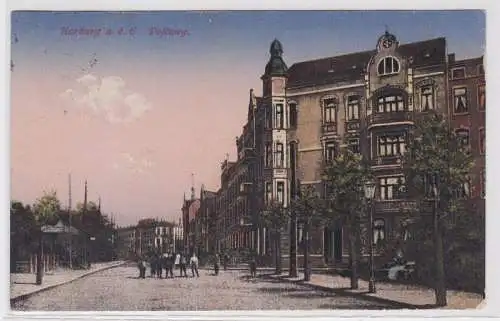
top-left (333, 227), bottom-right (342, 262)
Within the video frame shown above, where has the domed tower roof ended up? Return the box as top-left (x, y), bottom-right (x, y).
top-left (264, 38), bottom-right (288, 77)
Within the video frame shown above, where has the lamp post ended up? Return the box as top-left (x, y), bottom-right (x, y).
top-left (364, 179), bottom-right (376, 294)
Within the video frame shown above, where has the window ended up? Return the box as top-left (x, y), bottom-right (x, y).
top-left (275, 143), bottom-right (284, 168)
top-left (289, 103), bottom-right (297, 128)
top-left (377, 95), bottom-right (405, 113)
top-left (377, 57), bottom-right (400, 75)
top-left (453, 87), bottom-right (468, 113)
top-left (379, 176), bottom-right (405, 200)
top-left (420, 86), bottom-right (434, 111)
top-left (455, 129), bottom-right (470, 150)
top-left (266, 106), bottom-right (272, 128)
top-left (479, 128), bottom-right (485, 154)
top-left (378, 134), bottom-right (406, 157)
top-left (452, 67), bottom-right (465, 79)
top-left (454, 180), bottom-right (470, 199)
top-left (265, 143), bottom-right (272, 167)
top-left (348, 138), bottom-right (360, 154)
top-left (325, 141), bottom-right (336, 163)
top-left (478, 84), bottom-right (485, 111)
top-left (346, 96), bottom-right (360, 120)
top-left (478, 64), bottom-right (484, 75)
top-left (373, 219), bottom-right (386, 245)
top-left (277, 182), bottom-right (284, 205)
top-left (323, 98), bottom-right (337, 123)
top-left (275, 103), bottom-right (284, 129)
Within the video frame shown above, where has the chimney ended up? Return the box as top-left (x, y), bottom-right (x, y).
top-left (448, 53), bottom-right (455, 64)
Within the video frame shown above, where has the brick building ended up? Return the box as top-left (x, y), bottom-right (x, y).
top-left (204, 32), bottom-right (484, 268)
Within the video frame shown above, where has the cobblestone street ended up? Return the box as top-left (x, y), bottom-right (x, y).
top-left (12, 265), bottom-right (396, 310)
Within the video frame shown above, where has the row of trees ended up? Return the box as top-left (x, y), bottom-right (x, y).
top-left (260, 111), bottom-right (483, 306)
top-left (11, 191), bottom-right (117, 283)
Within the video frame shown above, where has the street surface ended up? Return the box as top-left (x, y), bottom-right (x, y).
top-left (12, 264), bottom-right (396, 310)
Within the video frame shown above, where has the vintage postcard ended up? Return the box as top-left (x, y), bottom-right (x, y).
top-left (7, 8), bottom-right (488, 316)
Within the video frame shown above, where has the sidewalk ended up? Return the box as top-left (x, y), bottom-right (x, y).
top-left (264, 272), bottom-right (484, 309)
top-left (10, 260), bottom-right (125, 303)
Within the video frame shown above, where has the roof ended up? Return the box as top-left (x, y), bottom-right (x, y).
top-left (450, 56), bottom-right (484, 67)
top-left (287, 37), bottom-right (446, 88)
top-left (203, 190), bottom-right (218, 198)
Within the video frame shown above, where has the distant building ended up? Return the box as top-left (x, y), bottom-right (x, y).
top-left (116, 219), bottom-right (180, 258)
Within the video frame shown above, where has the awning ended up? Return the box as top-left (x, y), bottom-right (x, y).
top-left (41, 220), bottom-right (80, 235)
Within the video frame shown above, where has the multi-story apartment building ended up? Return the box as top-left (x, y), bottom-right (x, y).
top-left (153, 220), bottom-right (176, 253)
top-left (448, 54), bottom-right (485, 212)
top-left (208, 32), bottom-right (484, 268)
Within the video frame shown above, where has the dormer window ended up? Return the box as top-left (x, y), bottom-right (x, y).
top-left (377, 57), bottom-right (400, 76)
top-left (451, 67), bottom-right (465, 79)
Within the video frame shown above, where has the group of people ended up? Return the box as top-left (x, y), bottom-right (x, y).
top-left (137, 252), bottom-right (258, 279)
top-left (137, 252), bottom-right (199, 279)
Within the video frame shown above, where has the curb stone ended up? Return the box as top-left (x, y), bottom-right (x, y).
top-left (10, 261), bottom-right (126, 304)
top-left (260, 274), bottom-right (423, 309)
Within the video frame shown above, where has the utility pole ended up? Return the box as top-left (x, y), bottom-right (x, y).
top-left (68, 173), bottom-right (73, 269)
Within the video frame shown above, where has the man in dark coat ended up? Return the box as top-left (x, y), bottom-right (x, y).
top-left (179, 252), bottom-right (188, 277)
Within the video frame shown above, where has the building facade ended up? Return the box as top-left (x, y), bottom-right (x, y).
top-left (203, 32), bottom-right (484, 268)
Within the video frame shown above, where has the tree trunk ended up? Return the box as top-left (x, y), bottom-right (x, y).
top-left (433, 200), bottom-right (447, 306)
top-left (304, 222), bottom-right (311, 281)
top-left (36, 231), bottom-right (43, 285)
top-left (275, 231), bottom-right (282, 274)
top-left (289, 216), bottom-right (298, 277)
top-left (348, 223), bottom-right (359, 289)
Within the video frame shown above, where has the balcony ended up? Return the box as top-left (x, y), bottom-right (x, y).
top-left (345, 120), bottom-right (361, 132)
top-left (322, 122), bottom-right (337, 135)
top-left (371, 156), bottom-right (402, 167)
top-left (367, 111), bottom-right (414, 128)
top-left (374, 200), bottom-right (417, 213)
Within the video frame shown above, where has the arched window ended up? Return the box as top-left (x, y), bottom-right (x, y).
top-left (420, 85), bottom-right (435, 111)
top-left (377, 56), bottom-right (400, 75)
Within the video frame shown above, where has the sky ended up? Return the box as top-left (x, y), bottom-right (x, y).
top-left (9, 10), bottom-right (486, 226)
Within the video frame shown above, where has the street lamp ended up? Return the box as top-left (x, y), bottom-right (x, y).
top-left (364, 178), bottom-right (377, 294)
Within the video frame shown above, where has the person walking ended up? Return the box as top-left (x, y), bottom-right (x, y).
top-left (165, 252), bottom-right (174, 278)
top-left (214, 253), bottom-right (220, 276)
top-left (190, 253), bottom-right (200, 277)
top-left (179, 252), bottom-right (188, 277)
top-left (138, 257), bottom-right (146, 279)
top-left (223, 253), bottom-right (229, 271)
top-left (174, 252), bottom-right (181, 273)
top-left (157, 253), bottom-right (163, 279)
top-left (249, 255), bottom-right (257, 278)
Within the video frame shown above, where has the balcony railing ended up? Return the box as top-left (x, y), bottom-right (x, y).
top-left (374, 200), bottom-right (417, 213)
top-left (367, 111), bottom-right (414, 127)
top-left (345, 120), bottom-right (361, 132)
top-left (371, 155), bottom-right (403, 167)
top-left (322, 122), bottom-right (337, 134)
